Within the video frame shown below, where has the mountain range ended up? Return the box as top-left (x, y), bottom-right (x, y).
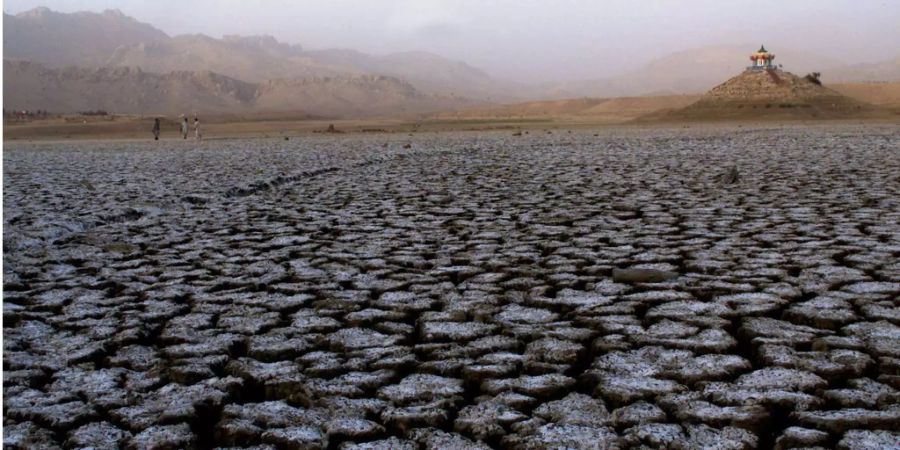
top-left (4, 7), bottom-right (900, 117)
top-left (3, 60), bottom-right (474, 117)
top-left (3, 7), bottom-right (513, 101)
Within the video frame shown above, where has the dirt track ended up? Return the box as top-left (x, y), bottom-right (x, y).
top-left (3, 125), bottom-right (899, 449)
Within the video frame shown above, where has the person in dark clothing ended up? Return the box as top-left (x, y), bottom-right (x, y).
top-left (152, 118), bottom-right (161, 140)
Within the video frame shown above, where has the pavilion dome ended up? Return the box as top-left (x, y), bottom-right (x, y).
top-left (750, 45), bottom-right (775, 62)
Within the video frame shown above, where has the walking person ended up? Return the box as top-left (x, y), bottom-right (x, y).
top-left (152, 118), bottom-right (161, 140)
top-left (181, 116), bottom-right (189, 139)
top-left (193, 117), bottom-right (202, 141)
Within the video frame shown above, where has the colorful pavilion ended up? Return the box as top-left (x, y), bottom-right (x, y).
top-left (749, 45), bottom-right (776, 70)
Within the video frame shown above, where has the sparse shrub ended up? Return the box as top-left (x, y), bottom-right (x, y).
top-left (804, 72), bottom-right (822, 85)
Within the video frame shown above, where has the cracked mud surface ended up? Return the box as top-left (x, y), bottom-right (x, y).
top-left (4, 125), bottom-right (899, 449)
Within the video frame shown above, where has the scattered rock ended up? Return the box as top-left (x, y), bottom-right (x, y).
top-left (612, 268), bottom-right (679, 283)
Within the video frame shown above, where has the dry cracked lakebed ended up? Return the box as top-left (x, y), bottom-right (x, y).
top-left (3, 125), bottom-right (900, 449)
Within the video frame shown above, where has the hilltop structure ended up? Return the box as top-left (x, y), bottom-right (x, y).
top-left (748, 45), bottom-right (776, 70)
top-left (644, 45), bottom-right (878, 121)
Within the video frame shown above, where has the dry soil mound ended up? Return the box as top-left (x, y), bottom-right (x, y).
top-left (647, 69), bottom-right (882, 121)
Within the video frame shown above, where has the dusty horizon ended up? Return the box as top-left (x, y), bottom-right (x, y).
top-left (4, 0), bottom-right (899, 84)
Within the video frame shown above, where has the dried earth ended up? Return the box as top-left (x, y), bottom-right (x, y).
top-left (3, 125), bottom-right (899, 449)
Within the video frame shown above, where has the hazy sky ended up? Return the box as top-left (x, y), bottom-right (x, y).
top-left (5, 0), bottom-right (899, 82)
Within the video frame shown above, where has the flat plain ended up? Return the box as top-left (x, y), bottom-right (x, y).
top-left (3, 124), bottom-right (900, 449)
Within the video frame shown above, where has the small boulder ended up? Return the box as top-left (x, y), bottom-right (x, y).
top-left (612, 268), bottom-right (679, 283)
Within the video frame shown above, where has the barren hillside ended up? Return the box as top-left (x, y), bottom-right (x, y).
top-left (105, 35), bottom-right (347, 83)
top-left (4, 7), bottom-right (510, 99)
top-left (3, 8), bottom-right (168, 67)
top-left (649, 69), bottom-right (882, 121)
top-left (255, 75), bottom-right (473, 117)
top-left (3, 60), bottom-right (255, 115)
top-left (3, 60), bottom-right (473, 118)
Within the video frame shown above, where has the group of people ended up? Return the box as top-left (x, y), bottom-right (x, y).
top-left (151, 116), bottom-right (202, 141)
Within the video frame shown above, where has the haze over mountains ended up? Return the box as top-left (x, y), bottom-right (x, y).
top-left (4, 60), bottom-right (475, 117)
top-left (4, 7), bottom-right (900, 117)
top-left (4, 7), bottom-right (511, 105)
top-left (535, 45), bottom-right (873, 100)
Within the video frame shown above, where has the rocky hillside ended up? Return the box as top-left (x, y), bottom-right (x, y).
top-left (254, 75), bottom-right (470, 117)
top-left (650, 69), bottom-right (879, 121)
top-left (104, 34), bottom-right (347, 83)
top-left (703, 70), bottom-right (837, 101)
top-left (4, 7), bottom-right (510, 99)
top-left (3, 60), bottom-right (471, 117)
top-left (3, 7), bottom-right (169, 68)
top-left (307, 49), bottom-right (519, 99)
top-left (4, 60), bottom-right (255, 114)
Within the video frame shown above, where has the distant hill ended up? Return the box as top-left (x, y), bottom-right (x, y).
top-left (3, 60), bottom-right (474, 117)
top-left (647, 69), bottom-right (881, 121)
top-left (824, 57), bottom-right (900, 84)
top-left (830, 82), bottom-right (900, 109)
top-left (538, 45), bottom-right (850, 99)
top-left (3, 60), bottom-right (255, 115)
top-left (3, 7), bottom-right (512, 99)
top-left (254, 75), bottom-right (472, 117)
top-left (104, 34), bottom-right (347, 82)
top-left (305, 49), bottom-right (520, 99)
top-left (3, 7), bottom-right (169, 67)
